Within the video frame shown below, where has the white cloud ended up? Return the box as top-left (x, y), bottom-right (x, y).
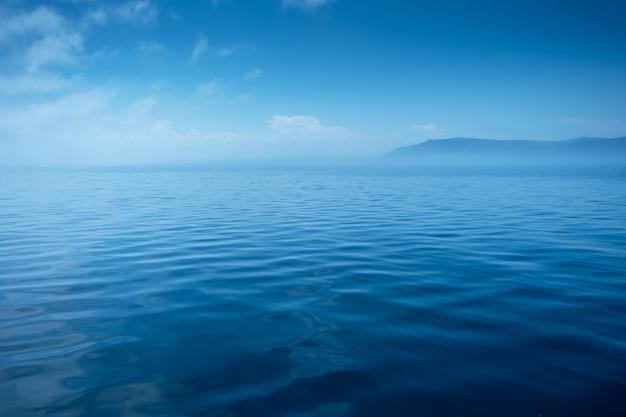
top-left (0, 87), bottom-right (183, 165)
top-left (25, 31), bottom-right (83, 72)
top-left (81, 1), bottom-right (158, 28)
top-left (21, 88), bottom-right (115, 125)
top-left (191, 36), bottom-right (252, 61)
top-left (191, 34), bottom-right (209, 61)
top-left (215, 42), bottom-right (252, 57)
top-left (410, 122), bottom-right (445, 139)
top-left (269, 115), bottom-right (356, 140)
top-left (115, 0), bottom-right (159, 25)
top-left (0, 73), bottom-right (73, 95)
top-left (0, 5), bottom-right (270, 165)
top-left (244, 68), bottom-right (263, 80)
top-left (235, 94), bottom-right (251, 103)
top-left (83, 8), bottom-right (108, 27)
top-left (266, 115), bottom-right (375, 159)
top-left (139, 40), bottom-right (166, 55)
top-left (0, 89), bottom-right (263, 165)
top-left (282, 0), bottom-right (337, 12)
top-left (0, 90), bottom-right (371, 165)
top-left (0, 6), bottom-right (84, 73)
top-left (196, 78), bottom-right (223, 96)
top-left (129, 95), bottom-right (157, 117)
top-left (0, 6), bottom-right (65, 42)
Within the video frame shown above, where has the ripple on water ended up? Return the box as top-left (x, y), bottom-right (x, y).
top-left (1, 166), bottom-right (626, 417)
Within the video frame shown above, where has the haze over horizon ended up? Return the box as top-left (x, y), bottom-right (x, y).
top-left (1, 0), bottom-right (625, 166)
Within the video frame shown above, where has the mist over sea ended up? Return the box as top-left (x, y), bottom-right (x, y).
top-left (2, 165), bottom-right (626, 417)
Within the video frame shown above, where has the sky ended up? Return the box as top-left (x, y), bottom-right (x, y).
top-left (1, 0), bottom-right (625, 165)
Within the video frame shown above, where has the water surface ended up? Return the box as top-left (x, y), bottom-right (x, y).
top-left (1, 165), bottom-right (625, 416)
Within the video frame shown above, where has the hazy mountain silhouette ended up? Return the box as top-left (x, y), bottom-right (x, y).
top-left (386, 137), bottom-right (626, 164)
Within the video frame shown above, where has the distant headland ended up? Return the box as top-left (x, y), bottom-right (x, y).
top-left (385, 137), bottom-right (626, 164)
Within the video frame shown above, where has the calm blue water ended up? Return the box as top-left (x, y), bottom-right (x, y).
top-left (1, 165), bottom-right (626, 417)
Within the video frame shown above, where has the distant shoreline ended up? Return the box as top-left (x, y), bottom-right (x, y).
top-left (385, 136), bottom-right (626, 164)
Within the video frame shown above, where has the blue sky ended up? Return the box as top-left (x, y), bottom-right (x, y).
top-left (1, 0), bottom-right (625, 165)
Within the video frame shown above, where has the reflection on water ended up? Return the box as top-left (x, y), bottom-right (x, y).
top-left (1, 166), bottom-right (626, 416)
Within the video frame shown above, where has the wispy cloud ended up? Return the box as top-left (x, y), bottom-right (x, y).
top-left (115, 0), bottom-right (159, 25)
top-left (0, 6), bottom-right (84, 73)
top-left (282, 0), bottom-right (337, 12)
top-left (0, 73), bottom-right (73, 95)
top-left (191, 34), bottom-right (209, 61)
top-left (139, 40), bottom-right (166, 55)
top-left (0, 88), bottom-right (115, 141)
top-left (244, 68), bottom-right (263, 80)
top-left (191, 35), bottom-right (253, 61)
top-left (196, 78), bottom-right (223, 96)
top-left (25, 31), bottom-right (83, 72)
top-left (0, 3), bottom-right (162, 97)
top-left (0, 86), bottom-right (181, 165)
top-left (215, 42), bottom-right (253, 57)
top-left (0, 6), bottom-right (65, 42)
top-left (28, 88), bottom-right (115, 123)
top-left (83, 8), bottom-right (108, 27)
top-left (129, 95), bottom-right (157, 117)
top-left (79, 1), bottom-right (159, 29)
top-left (0, 82), bottom-right (264, 165)
top-left (410, 123), bottom-right (445, 140)
top-left (269, 115), bottom-right (356, 140)
top-left (0, 2), bottom-right (363, 165)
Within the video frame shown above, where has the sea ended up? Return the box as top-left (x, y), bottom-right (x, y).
top-left (1, 164), bottom-right (625, 417)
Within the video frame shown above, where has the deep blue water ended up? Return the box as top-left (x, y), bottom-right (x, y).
top-left (1, 165), bottom-right (626, 417)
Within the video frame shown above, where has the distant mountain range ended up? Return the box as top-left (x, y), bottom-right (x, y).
top-left (386, 137), bottom-right (626, 164)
